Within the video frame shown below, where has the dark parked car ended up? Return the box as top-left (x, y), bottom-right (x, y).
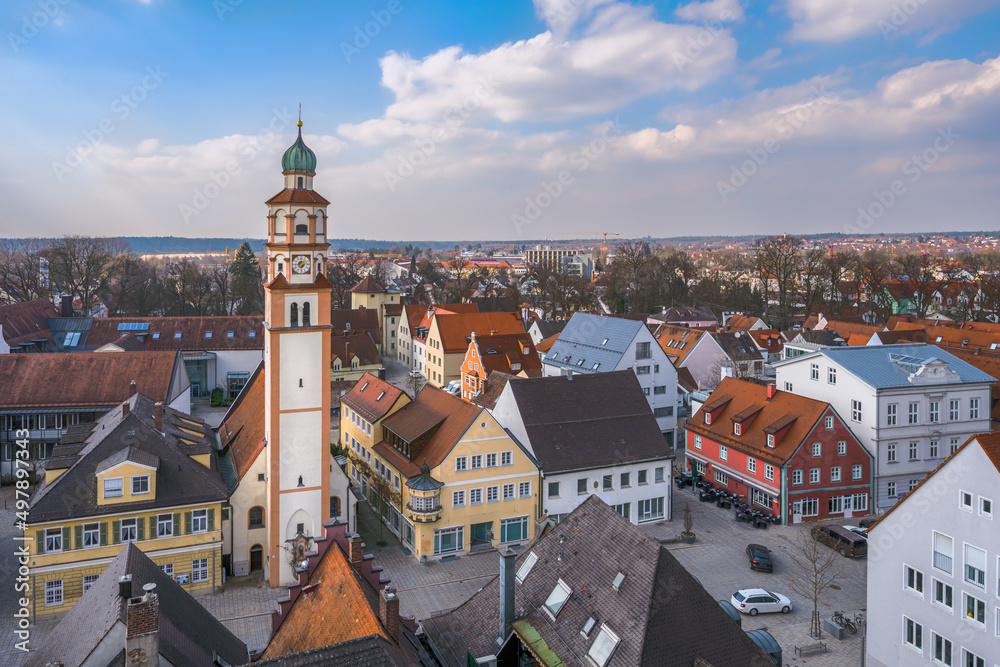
top-left (857, 516), bottom-right (878, 528)
top-left (746, 543), bottom-right (773, 572)
top-left (811, 525), bottom-right (868, 558)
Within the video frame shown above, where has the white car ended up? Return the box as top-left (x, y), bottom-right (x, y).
top-left (731, 589), bottom-right (792, 616)
top-left (842, 526), bottom-right (868, 539)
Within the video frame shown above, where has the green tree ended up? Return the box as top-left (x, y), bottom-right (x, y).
top-left (229, 242), bottom-right (263, 315)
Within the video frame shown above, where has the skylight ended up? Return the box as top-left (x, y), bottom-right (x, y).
top-left (377, 391), bottom-right (385, 401)
top-left (515, 551), bottom-right (538, 583)
top-left (227, 331), bottom-right (234, 338)
top-left (581, 617), bottom-right (597, 638)
top-left (361, 382), bottom-right (369, 391)
top-left (173, 332), bottom-right (182, 339)
top-left (588, 625), bottom-right (621, 666)
top-left (544, 579), bottom-right (572, 618)
top-left (601, 338), bottom-right (609, 346)
top-left (117, 323), bottom-right (149, 331)
top-left (205, 331), bottom-right (213, 338)
top-left (592, 362), bottom-right (600, 370)
top-left (576, 359), bottom-right (585, 366)
top-left (612, 572), bottom-right (626, 591)
top-left (152, 332), bottom-right (160, 339)
top-left (248, 331), bottom-right (256, 338)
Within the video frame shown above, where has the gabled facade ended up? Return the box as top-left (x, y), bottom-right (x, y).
top-left (491, 372), bottom-right (673, 526)
top-left (461, 331), bottom-right (541, 401)
top-left (542, 313), bottom-right (678, 440)
top-left (422, 309), bottom-right (525, 388)
top-left (24, 394), bottom-right (227, 620)
top-left (331, 332), bottom-right (383, 384)
top-left (774, 344), bottom-right (995, 512)
top-left (343, 378), bottom-right (539, 560)
top-left (685, 378), bottom-right (873, 524)
top-left (866, 432), bottom-right (1000, 667)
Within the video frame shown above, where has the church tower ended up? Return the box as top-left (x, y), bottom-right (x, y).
top-left (262, 115), bottom-right (333, 584)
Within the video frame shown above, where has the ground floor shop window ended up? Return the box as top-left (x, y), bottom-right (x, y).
top-left (433, 526), bottom-right (463, 554)
top-left (500, 516), bottom-right (528, 543)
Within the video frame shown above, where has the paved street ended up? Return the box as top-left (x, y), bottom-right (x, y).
top-left (197, 572), bottom-right (284, 656)
top-left (644, 487), bottom-right (869, 667)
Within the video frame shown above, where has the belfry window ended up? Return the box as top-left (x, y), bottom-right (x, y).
top-left (296, 224), bottom-right (308, 234)
top-left (290, 303), bottom-right (299, 327)
top-left (302, 302), bottom-right (311, 326)
top-left (297, 176), bottom-right (303, 189)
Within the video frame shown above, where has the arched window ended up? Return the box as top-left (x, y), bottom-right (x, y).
top-left (295, 223), bottom-right (308, 234)
top-left (317, 259), bottom-right (323, 275)
top-left (290, 303), bottom-right (299, 327)
top-left (248, 506), bottom-right (264, 529)
top-left (302, 302), bottom-right (311, 326)
top-left (297, 176), bottom-right (304, 189)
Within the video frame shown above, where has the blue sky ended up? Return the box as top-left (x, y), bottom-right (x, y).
top-left (2, 0), bottom-right (999, 241)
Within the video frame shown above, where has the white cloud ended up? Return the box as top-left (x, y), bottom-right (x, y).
top-left (675, 0), bottom-right (746, 24)
top-left (783, 0), bottom-right (1000, 43)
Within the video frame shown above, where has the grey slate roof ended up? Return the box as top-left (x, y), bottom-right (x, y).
top-left (28, 394), bottom-right (228, 523)
top-left (422, 496), bottom-right (772, 667)
top-left (502, 371), bottom-right (667, 473)
top-left (543, 313), bottom-right (644, 374)
top-left (248, 634), bottom-right (410, 666)
top-left (531, 319), bottom-right (568, 340)
top-left (713, 332), bottom-right (764, 362)
top-left (798, 343), bottom-right (997, 388)
top-left (25, 543), bottom-right (248, 667)
top-left (96, 445), bottom-right (160, 474)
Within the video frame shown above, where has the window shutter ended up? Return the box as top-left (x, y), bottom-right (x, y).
top-left (137, 518), bottom-right (144, 541)
top-left (150, 517), bottom-right (156, 539)
top-left (100, 522), bottom-right (108, 546)
top-left (184, 512), bottom-right (192, 534)
top-left (112, 520), bottom-right (120, 545)
top-left (36, 530), bottom-right (44, 555)
top-left (62, 527), bottom-right (71, 550)
top-left (173, 513), bottom-right (180, 536)
top-left (208, 508), bottom-right (215, 531)
top-left (74, 525), bottom-right (83, 550)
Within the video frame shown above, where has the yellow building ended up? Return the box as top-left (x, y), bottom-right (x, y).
top-left (342, 374), bottom-right (540, 559)
top-left (24, 393), bottom-right (227, 620)
top-left (420, 309), bottom-right (526, 389)
top-left (348, 275), bottom-right (401, 354)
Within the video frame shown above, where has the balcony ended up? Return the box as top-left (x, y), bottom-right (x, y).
top-left (933, 551), bottom-right (952, 574)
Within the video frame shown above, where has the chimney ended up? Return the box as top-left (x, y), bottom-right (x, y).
top-left (123, 402), bottom-right (130, 418)
top-left (126, 583), bottom-right (160, 666)
top-left (498, 547), bottom-right (516, 642)
top-left (348, 535), bottom-right (364, 571)
top-left (130, 380), bottom-right (138, 396)
top-left (766, 384), bottom-right (777, 400)
top-left (379, 586), bottom-right (400, 642)
top-left (119, 574), bottom-right (132, 599)
top-left (154, 402), bottom-right (163, 433)
top-left (60, 295), bottom-right (73, 318)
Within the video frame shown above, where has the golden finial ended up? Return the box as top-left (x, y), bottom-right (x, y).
top-left (297, 103), bottom-right (303, 128)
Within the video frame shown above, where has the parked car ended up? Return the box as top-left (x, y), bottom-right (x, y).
top-left (857, 516), bottom-right (878, 528)
top-left (731, 589), bottom-right (792, 616)
top-left (842, 526), bottom-right (867, 539)
top-left (746, 544), bottom-right (773, 572)
top-left (811, 525), bottom-right (868, 558)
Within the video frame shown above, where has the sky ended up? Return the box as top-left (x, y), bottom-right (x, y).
top-left (2, 0), bottom-right (999, 242)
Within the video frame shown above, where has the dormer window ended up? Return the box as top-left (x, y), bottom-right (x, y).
top-left (704, 412), bottom-right (711, 425)
top-left (103, 477), bottom-right (123, 498)
top-left (767, 434), bottom-right (775, 448)
top-left (733, 422), bottom-right (741, 436)
top-left (131, 475), bottom-right (150, 495)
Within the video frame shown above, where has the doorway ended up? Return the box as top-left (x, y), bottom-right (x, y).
top-left (471, 521), bottom-right (493, 546)
top-left (250, 545), bottom-right (263, 572)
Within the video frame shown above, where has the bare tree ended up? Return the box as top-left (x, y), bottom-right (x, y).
top-left (46, 236), bottom-right (128, 315)
top-left (785, 529), bottom-right (843, 639)
top-left (824, 249), bottom-right (855, 314)
top-left (853, 248), bottom-right (893, 323)
top-left (892, 252), bottom-right (938, 318)
top-left (0, 238), bottom-right (51, 304)
top-left (799, 247), bottom-right (828, 318)
top-left (754, 236), bottom-right (801, 326)
top-left (404, 371), bottom-right (425, 398)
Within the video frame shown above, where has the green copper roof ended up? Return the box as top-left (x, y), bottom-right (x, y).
top-left (281, 126), bottom-right (317, 174)
top-left (511, 620), bottom-right (568, 667)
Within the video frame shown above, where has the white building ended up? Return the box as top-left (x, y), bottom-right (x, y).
top-left (490, 371), bottom-right (673, 525)
top-left (774, 344), bottom-right (995, 512)
top-left (542, 313), bottom-right (678, 442)
top-left (866, 432), bottom-right (1000, 667)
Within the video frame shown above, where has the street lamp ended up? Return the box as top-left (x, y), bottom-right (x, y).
top-left (855, 613), bottom-right (867, 666)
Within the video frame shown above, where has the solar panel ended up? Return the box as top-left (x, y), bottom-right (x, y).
top-left (117, 323), bottom-right (149, 331)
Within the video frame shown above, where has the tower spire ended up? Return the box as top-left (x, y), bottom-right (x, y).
top-left (297, 103), bottom-right (302, 129)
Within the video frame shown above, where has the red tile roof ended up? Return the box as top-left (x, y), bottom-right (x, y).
top-left (433, 311), bottom-right (524, 353)
top-left (265, 188), bottom-right (331, 205)
top-left (348, 276), bottom-right (386, 294)
top-left (330, 309), bottom-right (380, 338)
top-left (722, 314), bottom-right (764, 331)
top-left (686, 377), bottom-right (832, 464)
top-left (331, 333), bottom-right (381, 368)
top-left (0, 299), bottom-right (58, 348)
top-left (341, 373), bottom-right (407, 424)
top-left (217, 365), bottom-right (266, 482)
top-left (653, 323), bottom-right (704, 364)
top-left (468, 332), bottom-right (541, 376)
top-left (379, 385), bottom-right (481, 477)
top-left (87, 317), bottom-right (263, 351)
top-left (0, 351), bottom-right (182, 408)
top-left (260, 542), bottom-right (386, 660)
top-left (535, 333), bottom-right (559, 353)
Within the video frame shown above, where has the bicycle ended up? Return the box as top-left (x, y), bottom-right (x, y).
top-left (832, 610), bottom-right (857, 634)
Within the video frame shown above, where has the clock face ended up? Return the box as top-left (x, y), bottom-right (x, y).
top-left (291, 255), bottom-right (311, 274)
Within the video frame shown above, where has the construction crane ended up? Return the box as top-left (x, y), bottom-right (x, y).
top-left (549, 232), bottom-right (621, 265)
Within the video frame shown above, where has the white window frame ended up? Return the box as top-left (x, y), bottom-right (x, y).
top-left (851, 399), bottom-right (862, 422)
top-left (192, 557), bottom-right (209, 583)
top-left (192, 509), bottom-right (208, 533)
top-left (902, 616), bottom-right (923, 654)
top-left (83, 573), bottom-right (100, 593)
top-left (852, 464), bottom-right (862, 480)
top-left (887, 403), bottom-right (897, 426)
top-left (824, 415), bottom-right (834, 430)
top-left (747, 457), bottom-right (756, 474)
top-left (949, 399), bottom-right (959, 421)
top-left (963, 592), bottom-right (986, 628)
top-left (970, 397), bottom-right (980, 420)
top-left (131, 474), bottom-right (150, 495)
top-left (932, 578), bottom-right (953, 612)
top-left (470, 454), bottom-right (483, 470)
top-left (44, 527), bottom-right (62, 553)
top-left (764, 464), bottom-right (774, 481)
top-left (503, 483), bottom-right (515, 500)
top-left (587, 624), bottom-right (621, 666)
top-left (470, 488), bottom-right (482, 505)
top-left (455, 456), bottom-right (468, 472)
top-left (719, 445), bottom-right (727, 461)
top-left (812, 442), bottom-right (821, 457)
top-left (809, 468), bottom-right (820, 484)
top-left (810, 363), bottom-right (819, 380)
top-left (714, 470), bottom-right (729, 485)
top-left (103, 477), bottom-right (124, 499)
top-left (908, 402), bottom-right (919, 424)
top-left (82, 523), bottom-right (99, 548)
top-left (452, 490), bottom-right (465, 507)
top-left (960, 490), bottom-right (973, 512)
top-left (693, 435), bottom-right (702, 450)
top-left (931, 632), bottom-right (952, 666)
top-left (904, 564), bottom-right (924, 597)
top-left (830, 466), bottom-right (841, 482)
top-left (157, 513), bottom-right (173, 537)
top-left (929, 401), bottom-right (939, 423)
top-left (120, 518), bottom-right (137, 542)
top-left (979, 497), bottom-right (992, 519)
top-left (544, 579), bottom-right (572, 619)
top-left (837, 440), bottom-right (847, 455)
top-left (518, 481), bottom-right (531, 498)
top-left (486, 453), bottom-right (497, 468)
top-left (792, 470), bottom-right (802, 485)
top-left (964, 544), bottom-right (987, 589)
top-left (827, 367), bottom-right (836, 384)
top-left (44, 580), bottom-right (63, 607)
top-left (500, 451), bottom-right (513, 466)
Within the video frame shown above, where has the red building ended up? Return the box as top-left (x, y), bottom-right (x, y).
top-left (685, 377), bottom-right (874, 525)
